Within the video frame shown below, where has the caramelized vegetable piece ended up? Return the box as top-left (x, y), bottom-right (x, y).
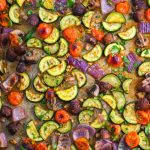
top-left (116, 2), bottom-right (130, 14)
top-left (75, 137), bottom-right (89, 150)
top-left (136, 110), bottom-right (149, 125)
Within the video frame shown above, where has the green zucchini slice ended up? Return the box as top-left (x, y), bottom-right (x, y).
top-left (26, 89), bottom-right (44, 102)
top-left (56, 85), bottom-right (78, 101)
top-left (109, 110), bottom-right (124, 124)
top-left (83, 44), bottom-right (102, 62)
top-left (121, 124), bottom-right (141, 134)
top-left (57, 120), bottom-right (72, 133)
top-left (82, 11), bottom-right (94, 28)
top-left (39, 121), bottom-right (59, 140)
top-left (123, 103), bottom-right (137, 124)
top-left (138, 61), bottom-right (150, 76)
top-left (101, 73), bottom-right (121, 88)
top-left (102, 22), bottom-right (122, 32)
top-left (26, 120), bottom-right (43, 142)
top-left (34, 105), bottom-right (54, 121)
top-left (38, 56), bottom-right (60, 73)
top-left (60, 15), bottom-right (81, 30)
top-left (44, 43), bottom-right (59, 55)
top-left (41, 0), bottom-right (54, 9)
top-left (27, 38), bottom-right (42, 48)
top-left (102, 95), bottom-right (116, 109)
top-left (148, 0), bottom-right (150, 6)
top-left (122, 78), bottom-right (132, 94)
top-left (83, 97), bottom-right (102, 109)
top-left (141, 49), bottom-right (150, 58)
top-left (44, 27), bottom-right (60, 44)
top-left (47, 60), bottom-right (67, 76)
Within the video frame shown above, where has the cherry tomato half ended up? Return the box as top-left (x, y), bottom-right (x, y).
top-left (116, 1), bottom-right (130, 14)
top-left (145, 9), bottom-right (150, 22)
top-left (136, 110), bottom-right (149, 125)
top-left (91, 29), bottom-right (105, 42)
top-left (75, 138), bottom-right (89, 150)
top-left (0, 0), bottom-right (7, 12)
top-left (35, 143), bottom-right (48, 150)
top-left (69, 42), bottom-right (82, 57)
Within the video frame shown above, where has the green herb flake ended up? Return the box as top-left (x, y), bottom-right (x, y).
top-left (144, 49), bottom-right (149, 55)
top-left (123, 56), bottom-right (130, 64)
top-left (27, 10), bottom-right (33, 15)
top-left (111, 45), bottom-right (121, 54)
top-left (117, 73), bottom-right (126, 82)
top-left (9, 20), bottom-right (13, 27)
top-left (135, 48), bottom-right (142, 55)
top-left (145, 123), bottom-right (150, 135)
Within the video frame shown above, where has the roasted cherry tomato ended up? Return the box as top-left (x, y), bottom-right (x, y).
top-left (116, 1), bottom-right (130, 14)
top-left (125, 131), bottom-right (140, 148)
top-left (110, 124), bottom-right (121, 135)
top-left (0, 14), bottom-right (10, 27)
top-left (0, 0), bottom-right (7, 12)
top-left (145, 109), bottom-right (150, 122)
top-left (55, 109), bottom-right (70, 124)
top-left (45, 88), bottom-right (55, 101)
top-left (22, 138), bottom-right (37, 149)
top-left (8, 91), bottom-right (23, 106)
top-left (9, 33), bottom-right (22, 46)
top-left (107, 54), bottom-right (123, 67)
top-left (145, 9), bottom-right (150, 22)
top-left (136, 110), bottom-right (149, 125)
top-left (75, 138), bottom-right (89, 150)
top-left (91, 29), bottom-right (105, 42)
top-left (37, 23), bottom-right (53, 39)
top-left (35, 143), bottom-right (48, 150)
top-left (63, 27), bottom-right (79, 43)
top-left (69, 42), bottom-right (82, 57)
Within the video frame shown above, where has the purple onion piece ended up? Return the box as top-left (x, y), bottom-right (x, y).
top-left (101, 0), bottom-right (115, 14)
top-left (132, 0), bottom-right (148, 9)
top-left (138, 22), bottom-right (150, 34)
top-left (67, 56), bottom-right (89, 73)
top-left (0, 132), bottom-right (7, 148)
top-left (87, 64), bottom-right (105, 79)
top-left (118, 135), bottom-right (131, 150)
top-left (95, 140), bottom-right (114, 150)
top-left (111, 0), bottom-right (124, 3)
top-left (2, 27), bottom-right (13, 33)
top-left (0, 33), bottom-right (10, 48)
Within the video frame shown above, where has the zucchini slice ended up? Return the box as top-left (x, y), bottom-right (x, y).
top-left (60, 15), bottom-right (81, 30)
top-left (102, 95), bottom-right (116, 109)
top-left (26, 89), bottom-right (44, 102)
top-left (7, 0), bottom-right (13, 4)
top-left (72, 69), bottom-right (87, 88)
top-left (123, 103), bottom-right (137, 124)
top-left (16, 0), bottom-right (25, 7)
top-left (141, 49), bottom-right (150, 58)
top-left (109, 110), bottom-right (124, 124)
top-left (57, 38), bottom-right (69, 57)
top-left (44, 28), bottom-right (60, 44)
top-left (118, 26), bottom-right (137, 40)
top-left (82, 11), bottom-right (94, 28)
top-left (56, 85), bottom-right (78, 101)
top-left (47, 60), bottom-right (67, 76)
top-left (39, 56), bottom-right (60, 73)
top-left (9, 4), bottom-right (20, 24)
top-left (27, 38), bottom-right (42, 48)
top-left (44, 43), bottom-right (59, 55)
top-left (26, 120), bottom-right (43, 142)
top-left (139, 131), bottom-right (150, 150)
top-left (104, 43), bottom-right (124, 56)
top-left (91, 110), bottom-right (107, 129)
top-left (43, 73), bottom-right (64, 87)
top-left (106, 12), bottom-right (126, 23)
top-left (101, 73), bottom-right (121, 88)
top-left (41, 0), bottom-right (54, 9)
top-left (102, 22), bottom-right (122, 32)
top-left (121, 124), bottom-right (141, 134)
top-left (33, 76), bottom-right (48, 92)
top-left (34, 105), bottom-right (54, 121)
top-left (83, 97), bottom-right (102, 109)
top-left (138, 61), bottom-right (150, 76)
top-left (39, 7), bottom-right (58, 23)
top-left (39, 121), bottom-right (59, 140)
top-left (17, 72), bottom-right (30, 91)
top-left (148, 0), bottom-right (150, 6)
top-left (57, 120), bottom-right (72, 133)
top-left (79, 110), bottom-right (94, 124)
top-left (83, 45), bottom-right (102, 62)
top-left (112, 90), bottom-right (126, 110)
top-left (122, 78), bottom-right (132, 94)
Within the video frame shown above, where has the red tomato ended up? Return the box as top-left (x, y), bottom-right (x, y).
top-left (37, 23), bottom-right (53, 39)
top-left (136, 110), bottom-right (149, 125)
top-left (0, 14), bottom-right (10, 27)
top-left (110, 124), bottom-right (121, 135)
top-left (145, 9), bottom-right (150, 22)
top-left (0, 0), bottom-right (7, 12)
top-left (35, 143), bottom-right (48, 150)
top-left (116, 1), bottom-right (130, 14)
top-left (7, 91), bottom-right (23, 106)
top-left (107, 54), bottom-right (123, 67)
top-left (92, 29), bottom-right (105, 42)
top-left (75, 138), bottom-right (89, 150)
top-left (69, 42), bottom-right (82, 57)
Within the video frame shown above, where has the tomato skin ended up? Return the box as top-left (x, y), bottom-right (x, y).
top-left (0, 14), bottom-right (10, 27)
top-left (136, 110), bottom-right (149, 125)
top-left (75, 138), bottom-right (89, 150)
top-left (8, 91), bottom-right (23, 106)
top-left (69, 42), bottom-right (82, 57)
top-left (110, 124), bottom-right (121, 135)
top-left (125, 131), bottom-right (140, 148)
top-left (35, 143), bottom-right (48, 150)
top-left (145, 109), bottom-right (150, 122)
top-left (116, 1), bottom-right (130, 14)
top-left (145, 9), bottom-right (150, 22)
top-left (55, 109), bottom-right (70, 124)
top-left (91, 29), bottom-right (105, 42)
top-left (63, 27), bottom-right (79, 43)
top-left (0, 0), bottom-right (7, 12)
top-left (107, 54), bottom-right (123, 67)
top-left (37, 23), bottom-right (53, 39)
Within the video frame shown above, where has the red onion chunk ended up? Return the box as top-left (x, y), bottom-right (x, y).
top-left (0, 33), bottom-right (10, 47)
top-left (67, 56), bottom-right (89, 73)
top-left (12, 106), bottom-right (27, 122)
top-left (0, 132), bottom-right (7, 148)
top-left (101, 0), bottom-right (115, 14)
top-left (118, 135), bottom-right (131, 150)
top-left (95, 140), bottom-right (115, 150)
top-left (2, 27), bottom-right (13, 33)
top-left (111, 0), bottom-right (124, 3)
top-left (132, 0), bottom-right (148, 9)
top-left (138, 22), bottom-right (150, 34)
top-left (87, 64), bottom-right (105, 79)
top-left (73, 128), bottom-right (89, 141)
